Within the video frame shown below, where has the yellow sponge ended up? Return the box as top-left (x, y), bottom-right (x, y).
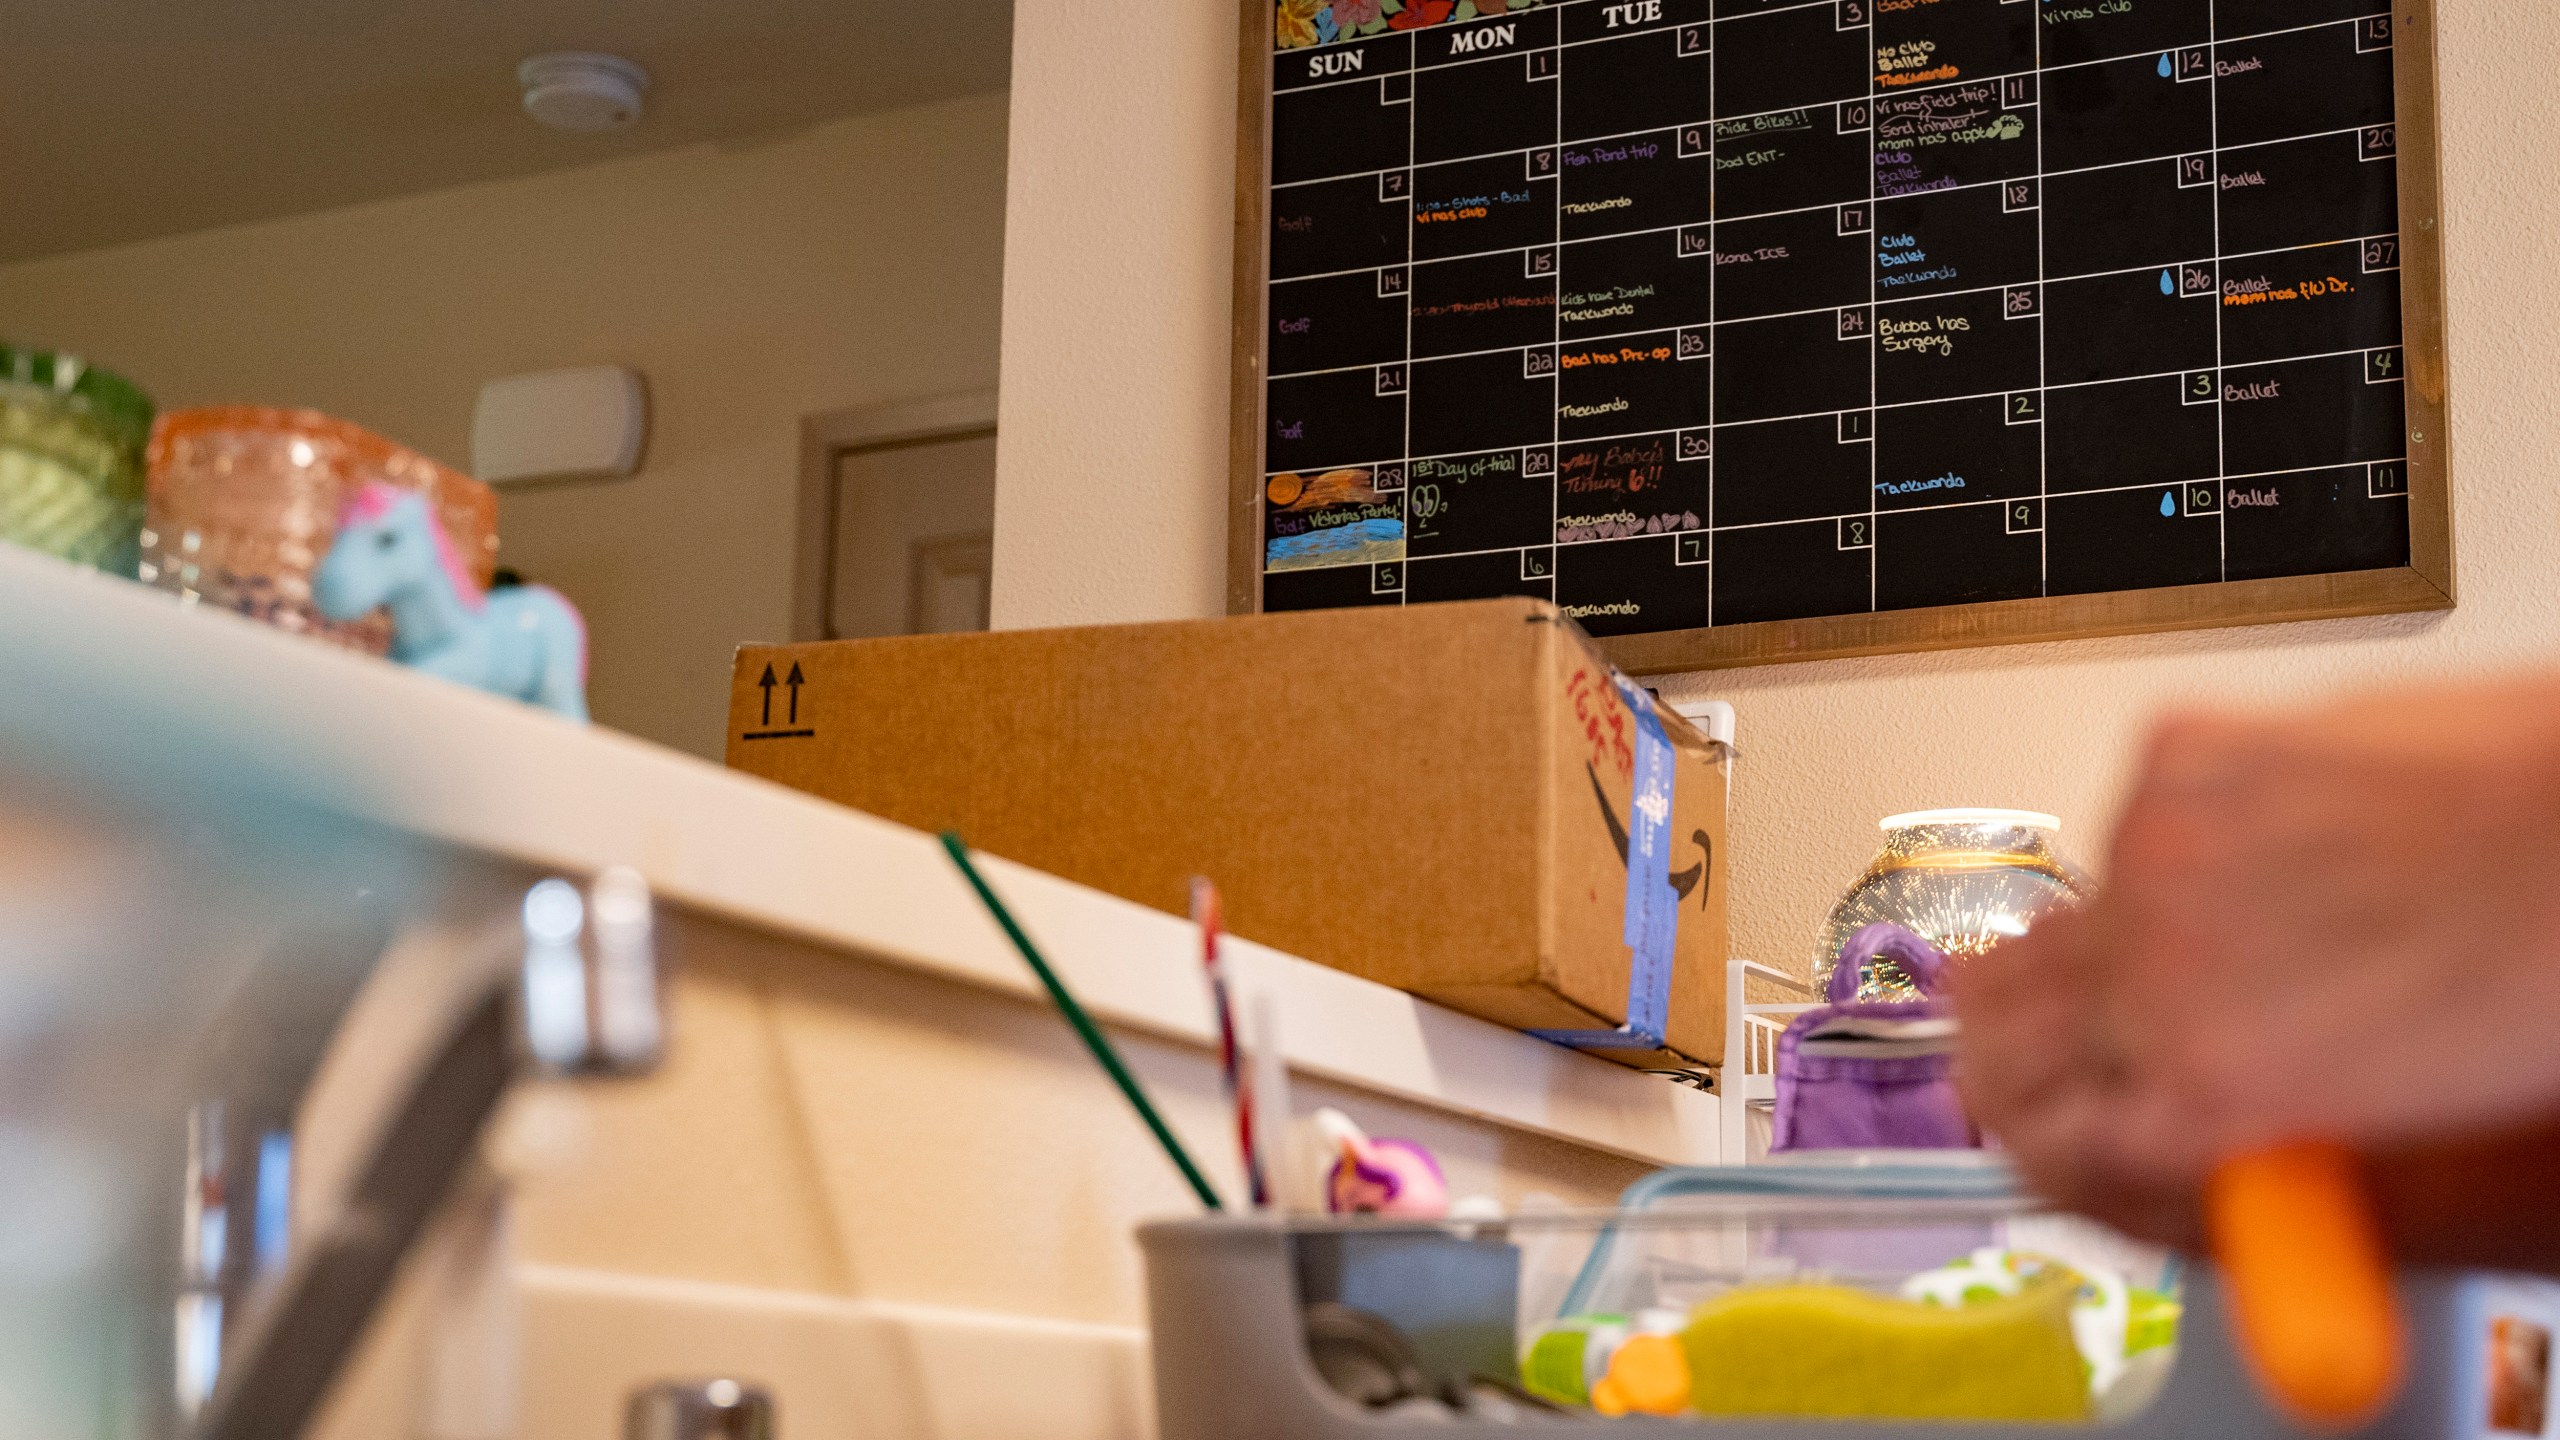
top-left (1682, 1278), bottom-right (2091, 1422)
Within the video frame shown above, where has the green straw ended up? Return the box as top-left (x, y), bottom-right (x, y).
top-left (940, 832), bottom-right (1224, 1211)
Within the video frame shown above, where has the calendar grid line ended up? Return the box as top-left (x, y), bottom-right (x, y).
top-left (1272, 8), bottom-right (2379, 101)
top-left (2031, 0), bottom-right (2050, 596)
top-left (1268, 339), bottom-right (2404, 447)
top-left (2211, 0), bottom-right (2231, 582)
top-left (1270, 454), bottom-right (2415, 580)
top-left (1273, 216), bottom-right (2395, 293)
top-left (1271, 252), bottom-right (2395, 382)
top-left (1864, 0), bottom-right (1879, 613)
top-left (1704, 21), bottom-right (1719, 624)
top-left (1271, 115), bottom-right (2382, 203)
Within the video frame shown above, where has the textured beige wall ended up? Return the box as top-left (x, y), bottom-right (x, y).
top-left (988, 0), bottom-right (1240, 629)
top-left (992, 4), bottom-right (2560, 972)
top-left (0, 92), bottom-right (1011, 760)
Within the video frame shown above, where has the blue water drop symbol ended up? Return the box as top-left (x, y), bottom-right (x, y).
top-left (2159, 269), bottom-right (2176, 295)
top-left (2158, 53), bottom-right (2174, 78)
top-left (2160, 491), bottom-right (2178, 517)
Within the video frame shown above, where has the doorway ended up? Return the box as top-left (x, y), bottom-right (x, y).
top-left (793, 392), bottom-right (998, 641)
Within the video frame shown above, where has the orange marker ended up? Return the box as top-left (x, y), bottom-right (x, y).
top-left (2206, 1142), bottom-right (2407, 1431)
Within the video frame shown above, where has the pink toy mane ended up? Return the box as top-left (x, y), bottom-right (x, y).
top-left (341, 481), bottom-right (484, 614)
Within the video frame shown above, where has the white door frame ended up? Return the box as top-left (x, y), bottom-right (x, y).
top-left (793, 390), bottom-right (999, 642)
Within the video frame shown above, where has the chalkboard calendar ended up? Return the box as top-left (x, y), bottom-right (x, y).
top-left (1229, 0), bottom-right (2451, 668)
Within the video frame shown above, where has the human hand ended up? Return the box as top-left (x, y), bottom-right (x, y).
top-left (1954, 674), bottom-right (2560, 1251)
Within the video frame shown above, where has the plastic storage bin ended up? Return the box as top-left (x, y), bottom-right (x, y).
top-left (1141, 1160), bottom-right (2479, 1439)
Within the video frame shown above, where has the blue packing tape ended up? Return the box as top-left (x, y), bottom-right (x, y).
top-left (1530, 671), bottom-right (1678, 1051)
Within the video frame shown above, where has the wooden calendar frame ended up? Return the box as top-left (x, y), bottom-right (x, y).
top-left (1228, 0), bottom-right (2452, 673)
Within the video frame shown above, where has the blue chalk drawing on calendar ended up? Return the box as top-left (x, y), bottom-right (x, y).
top-left (1264, 466), bottom-right (1407, 571)
top-left (1269, 519), bottom-right (1405, 570)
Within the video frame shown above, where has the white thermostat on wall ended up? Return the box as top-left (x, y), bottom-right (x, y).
top-left (471, 365), bottom-right (648, 486)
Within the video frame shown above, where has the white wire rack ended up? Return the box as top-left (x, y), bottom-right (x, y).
top-left (1720, 959), bottom-right (1820, 1165)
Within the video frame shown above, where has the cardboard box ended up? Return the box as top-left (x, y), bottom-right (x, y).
top-left (725, 598), bottom-right (1730, 1067)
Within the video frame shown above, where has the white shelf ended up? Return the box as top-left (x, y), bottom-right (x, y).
top-left (0, 546), bottom-right (1719, 1167)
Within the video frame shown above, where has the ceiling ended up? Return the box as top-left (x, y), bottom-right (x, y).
top-left (0, 0), bottom-right (1014, 265)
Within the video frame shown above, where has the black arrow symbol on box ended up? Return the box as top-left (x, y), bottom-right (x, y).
top-left (786, 663), bottom-right (805, 725)
top-left (758, 663), bottom-right (777, 726)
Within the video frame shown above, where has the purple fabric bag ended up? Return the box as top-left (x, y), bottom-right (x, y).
top-left (1768, 922), bottom-right (1979, 1153)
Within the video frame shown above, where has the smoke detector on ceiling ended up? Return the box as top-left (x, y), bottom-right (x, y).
top-left (517, 52), bottom-right (649, 133)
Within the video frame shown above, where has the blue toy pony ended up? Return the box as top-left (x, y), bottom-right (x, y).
top-left (314, 481), bottom-right (589, 721)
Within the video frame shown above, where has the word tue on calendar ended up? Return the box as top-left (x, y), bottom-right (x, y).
top-left (1254, 0), bottom-right (2413, 642)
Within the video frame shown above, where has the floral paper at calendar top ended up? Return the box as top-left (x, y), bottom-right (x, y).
top-left (1278, 0), bottom-right (1542, 50)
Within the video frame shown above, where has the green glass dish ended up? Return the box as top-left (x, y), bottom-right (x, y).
top-left (0, 344), bottom-right (155, 576)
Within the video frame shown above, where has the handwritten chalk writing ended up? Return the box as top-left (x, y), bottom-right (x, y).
top-left (1879, 313), bottom-right (1969, 355)
top-left (2045, 0), bottom-right (2135, 22)
top-left (1559, 437), bottom-right (1671, 498)
top-left (1313, 502), bottom-right (1400, 528)
top-left (2222, 275), bottom-right (2355, 306)
top-left (1561, 345), bottom-right (1677, 368)
top-left (1268, 500), bottom-right (1401, 539)
top-left (1884, 39), bottom-right (1935, 79)
top-left (1878, 239), bottom-right (1955, 288)
top-left (1715, 147), bottom-right (1785, 171)
top-left (1957, 115), bottom-right (2028, 143)
top-left (1878, 83), bottom-right (1999, 142)
top-left (1414, 294), bottom-right (1555, 319)
top-left (1563, 140), bottom-right (1663, 167)
top-left (1413, 452), bottom-right (1521, 482)
top-left (1558, 510), bottom-right (1704, 539)
top-left (1414, 190), bottom-right (1535, 225)
top-left (1559, 283), bottom-right (1655, 324)
top-left (1875, 149), bottom-right (1958, 197)
top-left (1560, 285), bottom-right (1655, 306)
top-left (1253, 0), bottom-right (2416, 633)
top-left (1716, 111), bottom-right (1812, 139)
